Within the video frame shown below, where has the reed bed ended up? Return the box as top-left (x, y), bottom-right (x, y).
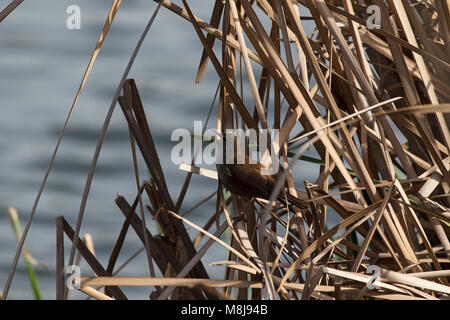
top-left (2, 0), bottom-right (449, 300)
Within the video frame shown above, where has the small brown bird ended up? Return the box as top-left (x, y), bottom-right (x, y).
top-left (216, 135), bottom-right (309, 210)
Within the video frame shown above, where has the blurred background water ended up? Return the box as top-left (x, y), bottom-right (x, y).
top-left (0, 0), bottom-right (318, 299)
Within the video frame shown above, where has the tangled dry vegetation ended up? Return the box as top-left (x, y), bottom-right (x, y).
top-left (2, 0), bottom-right (450, 300)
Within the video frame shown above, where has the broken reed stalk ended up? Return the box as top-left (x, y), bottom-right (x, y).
top-left (3, 0), bottom-right (449, 300)
top-left (116, 0), bottom-right (448, 300)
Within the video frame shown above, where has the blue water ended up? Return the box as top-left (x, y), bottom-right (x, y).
top-left (0, 0), bottom-right (319, 299)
